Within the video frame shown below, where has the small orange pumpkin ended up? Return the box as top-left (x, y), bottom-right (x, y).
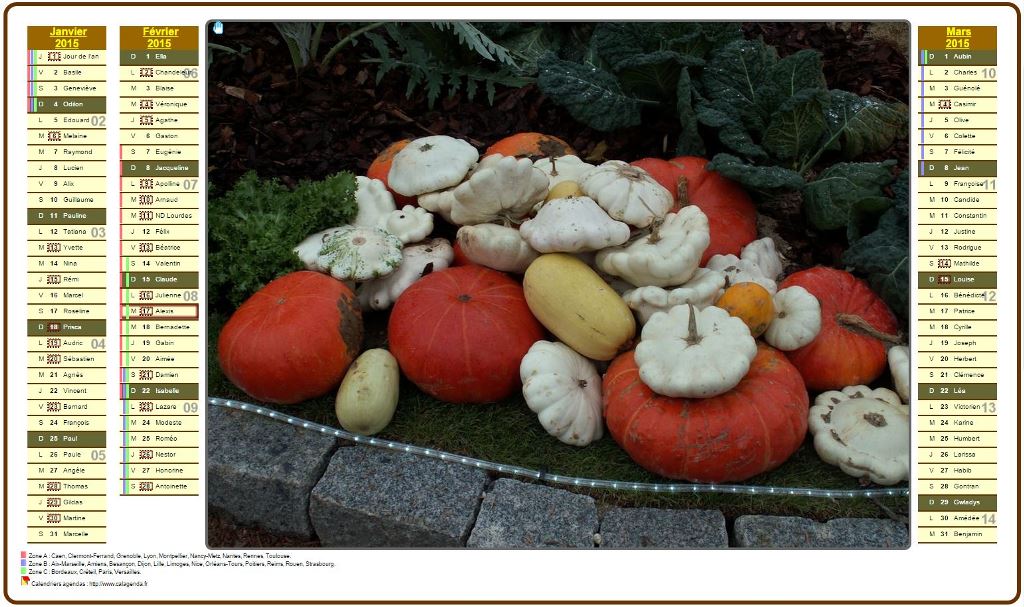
top-left (716, 282), bottom-right (775, 338)
top-left (484, 132), bottom-right (575, 161)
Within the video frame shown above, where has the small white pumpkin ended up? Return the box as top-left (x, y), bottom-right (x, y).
top-left (533, 155), bottom-right (596, 188)
top-left (621, 268), bottom-right (726, 324)
top-left (378, 205), bottom-right (434, 244)
top-left (740, 237), bottom-right (785, 281)
top-left (809, 385), bottom-right (909, 485)
top-left (763, 286), bottom-right (822, 351)
top-left (450, 155), bottom-right (549, 225)
top-left (316, 225), bottom-right (404, 282)
top-left (351, 176), bottom-right (398, 228)
top-left (520, 196), bottom-right (631, 253)
top-left (578, 160), bottom-right (672, 228)
top-left (356, 238), bottom-right (453, 310)
top-left (417, 187), bottom-right (456, 224)
top-left (596, 206), bottom-right (710, 287)
top-left (294, 226), bottom-right (346, 269)
top-left (387, 135), bottom-right (479, 197)
top-left (888, 345), bottom-right (910, 403)
top-left (456, 224), bottom-right (539, 273)
top-left (520, 340), bottom-right (603, 447)
top-left (335, 349), bottom-right (400, 435)
top-left (635, 303), bottom-right (757, 398)
top-left (705, 254), bottom-right (777, 296)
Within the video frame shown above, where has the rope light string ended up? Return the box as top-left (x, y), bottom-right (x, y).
top-left (208, 397), bottom-right (910, 499)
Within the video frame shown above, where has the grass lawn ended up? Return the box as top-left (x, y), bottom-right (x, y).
top-left (207, 310), bottom-right (909, 522)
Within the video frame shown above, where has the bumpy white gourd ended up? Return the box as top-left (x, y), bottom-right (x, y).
top-left (578, 160), bottom-right (673, 228)
top-left (449, 155), bottom-right (549, 225)
top-left (622, 269), bottom-right (726, 324)
top-left (809, 385), bottom-right (909, 485)
top-left (596, 206), bottom-right (710, 287)
top-left (315, 226), bottom-right (404, 282)
top-left (356, 238), bottom-right (453, 310)
top-left (740, 237), bottom-right (785, 281)
top-left (456, 224), bottom-right (539, 273)
top-left (520, 196), bottom-right (631, 253)
top-left (520, 340), bottom-right (603, 447)
top-left (378, 205), bottom-right (434, 244)
top-left (888, 346), bottom-right (910, 403)
top-left (387, 135), bottom-right (479, 197)
top-left (634, 304), bottom-right (757, 398)
top-left (764, 286), bottom-right (822, 351)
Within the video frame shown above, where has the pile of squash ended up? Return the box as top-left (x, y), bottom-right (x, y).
top-left (218, 132), bottom-right (910, 486)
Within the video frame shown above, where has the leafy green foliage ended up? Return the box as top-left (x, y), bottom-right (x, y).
top-left (802, 160), bottom-right (896, 240)
top-left (363, 23), bottom-right (531, 106)
top-left (843, 170), bottom-right (909, 318)
top-left (691, 37), bottom-right (906, 250)
top-left (825, 90), bottom-right (910, 159)
top-left (536, 53), bottom-right (643, 131)
top-left (706, 153), bottom-right (805, 189)
top-left (274, 22), bottom-right (323, 73)
top-left (535, 22), bottom-right (742, 137)
top-left (208, 171), bottom-right (357, 311)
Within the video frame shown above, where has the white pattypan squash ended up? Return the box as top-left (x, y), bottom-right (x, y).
top-left (578, 160), bottom-right (672, 228)
top-left (357, 238), bottom-right (453, 310)
top-left (740, 237), bottom-right (784, 281)
top-left (351, 176), bottom-right (397, 228)
top-left (315, 225), bottom-right (404, 282)
top-left (417, 187), bottom-right (456, 224)
top-left (533, 155), bottom-right (595, 188)
top-left (764, 286), bottom-right (822, 351)
top-left (387, 135), bottom-right (479, 197)
top-left (596, 206), bottom-right (710, 287)
top-left (378, 205), bottom-right (434, 244)
top-left (456, 223), bottom-right (539, 273)
top-left (622, 268), bottom-right (726, 324)
top-left (294, 226), bottom-right (346, 269)
top-left (888, 345), bottom-right (910, 403)
top-left (519, 340), bottom-right (603, 447)
top-left (520, 196), bottom-right (631, 253)
top-left (450, 155), bottom-right (549, 225)
top-left (809, 385), bottom-right (909, 485)
top-left (635, 304), bottom-right (757, 398)
top-left (705, 254), bottom-right (777, 296)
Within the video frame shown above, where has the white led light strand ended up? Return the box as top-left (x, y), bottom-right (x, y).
top-left (208, 397), bottom-right (910, 499)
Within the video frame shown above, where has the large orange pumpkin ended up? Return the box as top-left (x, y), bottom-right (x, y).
top-left (484, 132), bottom-right (575, 161)
top-left (388, 266), bottom-right (544, 403)
top-left (779, 267), bottom-right (899, 392)
top-left (603, 345), bottom-right (808, 483)
top-left (668, 156), bottom-right (757, 264)
top-left (366, 139), bottom-right (417, 206)
top-left (217, 271), bottom-right (363, 404)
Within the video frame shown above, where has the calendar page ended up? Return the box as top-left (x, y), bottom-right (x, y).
top-left (2, 2), bottom-right (1020, 603)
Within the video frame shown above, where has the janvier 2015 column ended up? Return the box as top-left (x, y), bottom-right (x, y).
top-left (26, 25), bottom-right (108, 543)
top-left (119, 26), bottom-right (201, 496)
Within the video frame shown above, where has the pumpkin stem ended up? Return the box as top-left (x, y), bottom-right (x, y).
top-left (676, 175), bottom-right (689, 206)
top-left (835, 313), bottom-right (903, 344)
top-left (549, 155), bottom-right (559, 177)
top-left (684, 303), bottom-right (703, 346)
top-left (647, 219), bottom-right (664, 244)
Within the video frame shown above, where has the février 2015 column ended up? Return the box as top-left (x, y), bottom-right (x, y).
top-left (119, 26), bottom-right (201, 496)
